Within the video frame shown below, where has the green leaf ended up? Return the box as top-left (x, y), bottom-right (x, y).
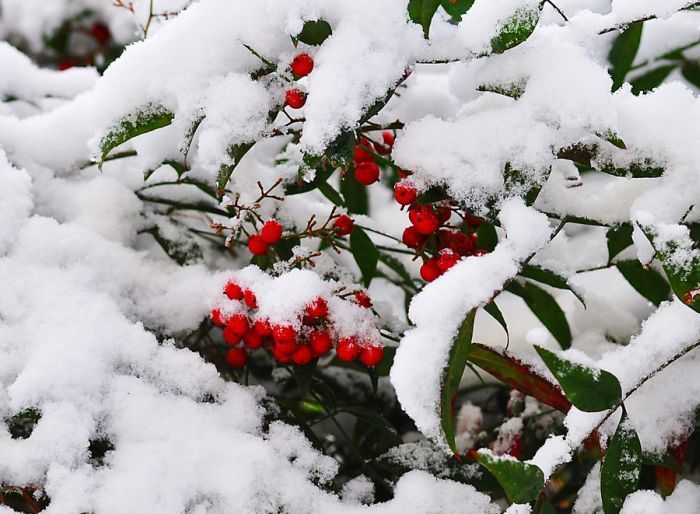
top-left (520, 264), bottom-right (585, 306)
top-left (144, 225), bottom-right (203, 266)
top-left (607, 223), bottom-right (634, 262)
top-left (535, 346), bottom-right (622, 412)
top-left (681, 61), bottom-right (700, 88)
top-left (181, 115), bottom-right (204, 166)
top-left (440, 0), bottom-right (475, 20)
top-left (317, 181), bottom-right (344, 206)
top-left (408, 0), bottom-right (441, 38)
top-left (483, 302), bottom-right (509, 347)
top-left (631, 64), bottom-right (676, 95)
top-left (490, 5), bottom-right (540, 54)
top-left (216, 142), bottom-right (254, 196)
top-left (340, 406), bottom-right (401, 445)
top-left (598, 131), bottom-right (627, 150)
top-left (477, 80), bottom-right (527, 99)
top-left (340, 170), bottom-right (369, 214)
top-left (295, 20), bottom-right (332, 46)
top-left (350, 228), bottom-right (379, 287)
top-left (596, 159), bottom-right (664, 178)
top-left (601, 408), bottom-right (642, 514)
top-left (609, 21), bottom-right (643, 91)
top-left (616, 260), bottom-right (671, 306)
top-left (506, 281), bottom-right (572, 350)
top-left (440, 308), bottom-right (477, 456)
top-left (476, 222), bottom-right (498, 252)
top-left (475, 450), bottom-right (545, 504)
top-left (469, 343), bottom-right (571, 413)
top-left (98, 105), bottom-right (174, 167)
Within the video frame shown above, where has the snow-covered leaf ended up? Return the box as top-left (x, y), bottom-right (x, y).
top-left (475, 450), bottom-right (545, 504)
top-left (601, 408), bottom-right (642, 514)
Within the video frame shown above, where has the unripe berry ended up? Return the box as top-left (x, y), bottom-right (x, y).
top-left (409, 206), bottom-right (440, 235)
top-left (223, 325), bottom-right (243, 345)
top-left (273, 324), bottom-right (297, 345)
top-left (226, 314), bottom-right (250, 338)
top-left (359, 345), bottom-right (384, 367)
top-left (354, 161), bottom-right (380, 185)
top-left (210, 308), bottom-right (228, 327)
top-left (382, 130), bottom-right (395, 147)
top-left (305, 297), bottom-right (328, 320)
top-left (225, 281), bottom-right (244, 301)
top-left (285, 88), bottom-right (306, 109)
top-left (243, 330), bottom-right (264, 350)
top-left (420, 259), bottom-right (441, 282)
top-left (333, 215), bottom-right (354, 236)
top-left (353, 139), bottom-right (374, 163)
top-left (394, 183), bottom-right (417, 205)
top-left (290, 53), bottom-right (314, 77)
top-left (354, 292), bottom-right (372, 308)
top-left (309, 330), bottom-right (333, 356)
top-left (248, 235), bottom-right (269, 256)
top-left (225, 347), bottom-right (248, 368)
top-left (437, 250), bottom-right (460, 272)
top-left (253, 319), bottom-right (273, 336)
top-left (292, 345), bottom-right (314, 365)
top-left (260, 220), bottom-right (283, 244)
top-left (336, 337), bottom-right (361, 362)
top-left (402, 226), bottom-right (426, 249)
top-left (243, 290), bottom-right (258, 309)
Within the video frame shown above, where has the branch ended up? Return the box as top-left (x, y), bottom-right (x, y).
top-left (598, 2), bottom-right (700, 34)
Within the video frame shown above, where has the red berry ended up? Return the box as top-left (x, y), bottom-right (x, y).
top-left (353, 139), bottom-right (374, 163)
top-left (402, 226), bottom-right (426, 249)
top-left (336, 337), bottom-right (360, 362)
top-left (90, 22), bottom-right (110, 45)
top-left (382, 131), bottom-right (395, 147)
top-left (243, 330), bottom-right (264, 350)
top-left (253, 319), bottom-right (273, 336)
top-left (276, 339), bottom-right (299, 355)
top-left (223, 325), bottom-right (243, 345)
top-left (359, 345), bottom-right (384, 367)
top-left (464, 214), bottom-right (485, 227)
top-left (333, 215), bottom-right (354, 236)
top-left (410, 206), bottom-right (440, 235)
top-left (473, 249), bottom-right (489, 256)
top-left (248, 235), bottom-right (269, 256)
top-left (420, 259), bottom-right (441, 282)
top-left (305, 297), bottom-right (328, 320)
top-left (285, 89), bottom-right (306, 109)
top-left (438, 230), bottom-right (474, 256)
top-left (290, 53), bottom-right (314, 77)
top-left (243, 290), bottom-right (258, 309)
top-left (210, 308), bottom-right (228, 327)
top-left (58, 59), bottom-right (77, 71)
top-left (225, 347), bottom-right (248, 368)
top-left (225, 281), bottom-right (244, 301)
top-left (354, 161), bottom-right (380, 185)
top-left (436, 205), bottom-right (452, 224)
top-left (394, 183), bottom-right (417, 205)
top-left (226, 314), bottom-right (250, 338)
top-left (374, 141), bottom-right (391, 156)
top-left (437, 250), bottom-right (460, 272)
top-left (273, 346), bottom-right (291, 363)
top-left (260, 220), bottom-right (283, 244)
top-left (292, 345), bottom-right (314, 365)
top-left (354, 292), bottom-right (372, 308)
top-left (273, 325), bottom-right (297, 345)
top-left (309, 330), bottom-right (333, 356)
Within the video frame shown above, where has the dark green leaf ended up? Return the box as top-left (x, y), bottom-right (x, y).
top-left (340, 171), bottom-right (369, 214)
top-left (631, 64), bottom-right (676, 95)
top-left (607, 223), bottom-right (634, 262)
top-left (440, 0), bottom-right (475, 19)
top-left (216, 142), bottom-right (254, 196)
top-left (609, 22), bottom-right (643, 91)
top-left (317, 181), bottom-right (344, 206)
top-left (601, 408), bottom-right (642, 514)
top-left (520, 264), bottom-right (585, 306)
top-left (483, 302), bottom-right (509, 347)
top-left (408, 0), bottom-right (441, 38)
top-left (535, 346), bottom-right (622, 412)
top-left (616, 260), bottom-right (671, 306)
top-left (144, 225), bottom-right (203, 265)
top-left (181, 115), bottom-right (204, 165)
top-left (490, 6), bottom-right (540, 54)
top-left (682, 61), bottom-right (700, 88)
top-left (295, 20), bottom-right (332, 46)
top-left (340, 406), bottom-right (400, 444)
top-left (98, 105), bottom-right (174, 166)
top-left (477, 80), bottom-right (526, 99)
top-left (350, 227), bottom-right (379, 287)
top-left (441, 308), bottom-right (477, 457)
top-left (373, 346), bottom-right (396, 377)
top-left (598, 131), bottom-right (627, 150)
top-left (274, 236), bottom-right (299, 261)
top-left (475, 450), bottom-right (545, 504)
top-left (596, 159), bottom-right (664, 178)
top-left (476, 222), bottom-right (498, 252)
top-left (506, 281), bottom-right (572, 350)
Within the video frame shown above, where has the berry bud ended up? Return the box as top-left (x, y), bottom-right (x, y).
top-left (285, 88), bottom-right (307, 109)
top-left (336, 337), bottom-right (360, 362)
top-left (333, 215), bottom-right (354, 236)
top-left (225, 347), bottom-right (248, 368)
top-left (290, 53), bottom-right (314, 77)
top-left (248, 235), bottom-right (269, 256)
top-left (354, 161), bottom-right (380, 185)
top-left (260, 220), bottom-right (283, 244)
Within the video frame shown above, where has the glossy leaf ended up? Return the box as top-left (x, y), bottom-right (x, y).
top-left (441, 308), bottom-right (477, 457)
top-left (535, 346), bottom-right (622, 412)
top-left (609, 21), bottom-right (643, 90)
top-left (216, 142), bottom-right (254, 196)
top-left (408, 0), bottom-right (441, 38)
top-left (340, 170), bottom-right (369, 214)
top-left (506, 281), bottom-right (572, 349)
top-left (482, 302), bottom-right (510, 347)
top-left (616, 260), bottom-right (671, 306)
top-left (476, 450), bottom-right (545, 504)
top-left (98, 105), bottom-right (174, 166)
top-left (350, 227), bottom-right (379, 287)
top-left (295, 20), bottom-right (332, 46)
top-left (681, 61), bottom-right (700, 88)
top-left (469, 343), bottom-right (571, 413)
top-left (476, 222), bottom-right (498, 252)
top-left (607, 223), bottom-right (633, 262)
top-left (520, 264), bottom-right (585, 306)
top-left (631, 64), bottom-right (676, 95)
top-left (601, 408), bottom-right (642, 514)
top-left (440, 0), bottom-right (475, 19)
top-left (491, 6), bottom-right (540, 54)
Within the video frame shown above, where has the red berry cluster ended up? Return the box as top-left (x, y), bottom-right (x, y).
top-left (211, 282), bottom-right (383, 368)
top-left (393, 183), bottom-right (488, 282)
top-left (284, 53), bottom-right (314, 109)
top-left (351, 131), bottom-right (395, 186)
top-left (247, 219), bottom-right (283, 256)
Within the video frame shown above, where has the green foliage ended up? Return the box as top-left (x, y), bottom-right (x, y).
top-left (490, 5), bottom-right (540, 54)
top-left (350, 227), bottom-right (379, 287)
top-left (609, 22), bottom-right (643, 91)
top-left (607, 223), bottom-right (634, 262)
top-left (616, 260), bottom-right (671, 306)
top-left (295, 20), bottom-right (332, 46)
top-left (475, 450), bottom-right (545, 504)
top-left (506, 281), bottom-right (572, 349)
top-left (216, 142), bottom-right (255, 196)
top-left (601, 408), bottom-right (643, 514)
top-left (631, 65), bottom-right (676, 95)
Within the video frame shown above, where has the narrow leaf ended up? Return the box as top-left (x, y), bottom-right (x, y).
top-left (609, 22), bottom-right (643, 91)
top-left (535, 346), bottom-right (622, 412)
top-left (350, 228), bottom-right (379, 287)
top-left (631, 64), bottom-right (676, 95)
top-left (616, 260), bottom-right (671, 306)
top-left (216, 142), bottom-right (254, 196)
top-left (340, 170), bottom-right (369, 214)
top-left (601, 408), bottom-right (642, 514)
top-left (681, 61), bottom-right (700, 88)
top-left (483, 302), bottom-right (510, 347)
top-left (441, 308), bottom-right (477, 457)
top-left (475, 450), bottom-right (545, 504)
top-left (520, 264), bottom-right (585, 306)
top-left (506, 281), bottom-right (572, 349)
top-left (607, 223), bottom-right (633, 262)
